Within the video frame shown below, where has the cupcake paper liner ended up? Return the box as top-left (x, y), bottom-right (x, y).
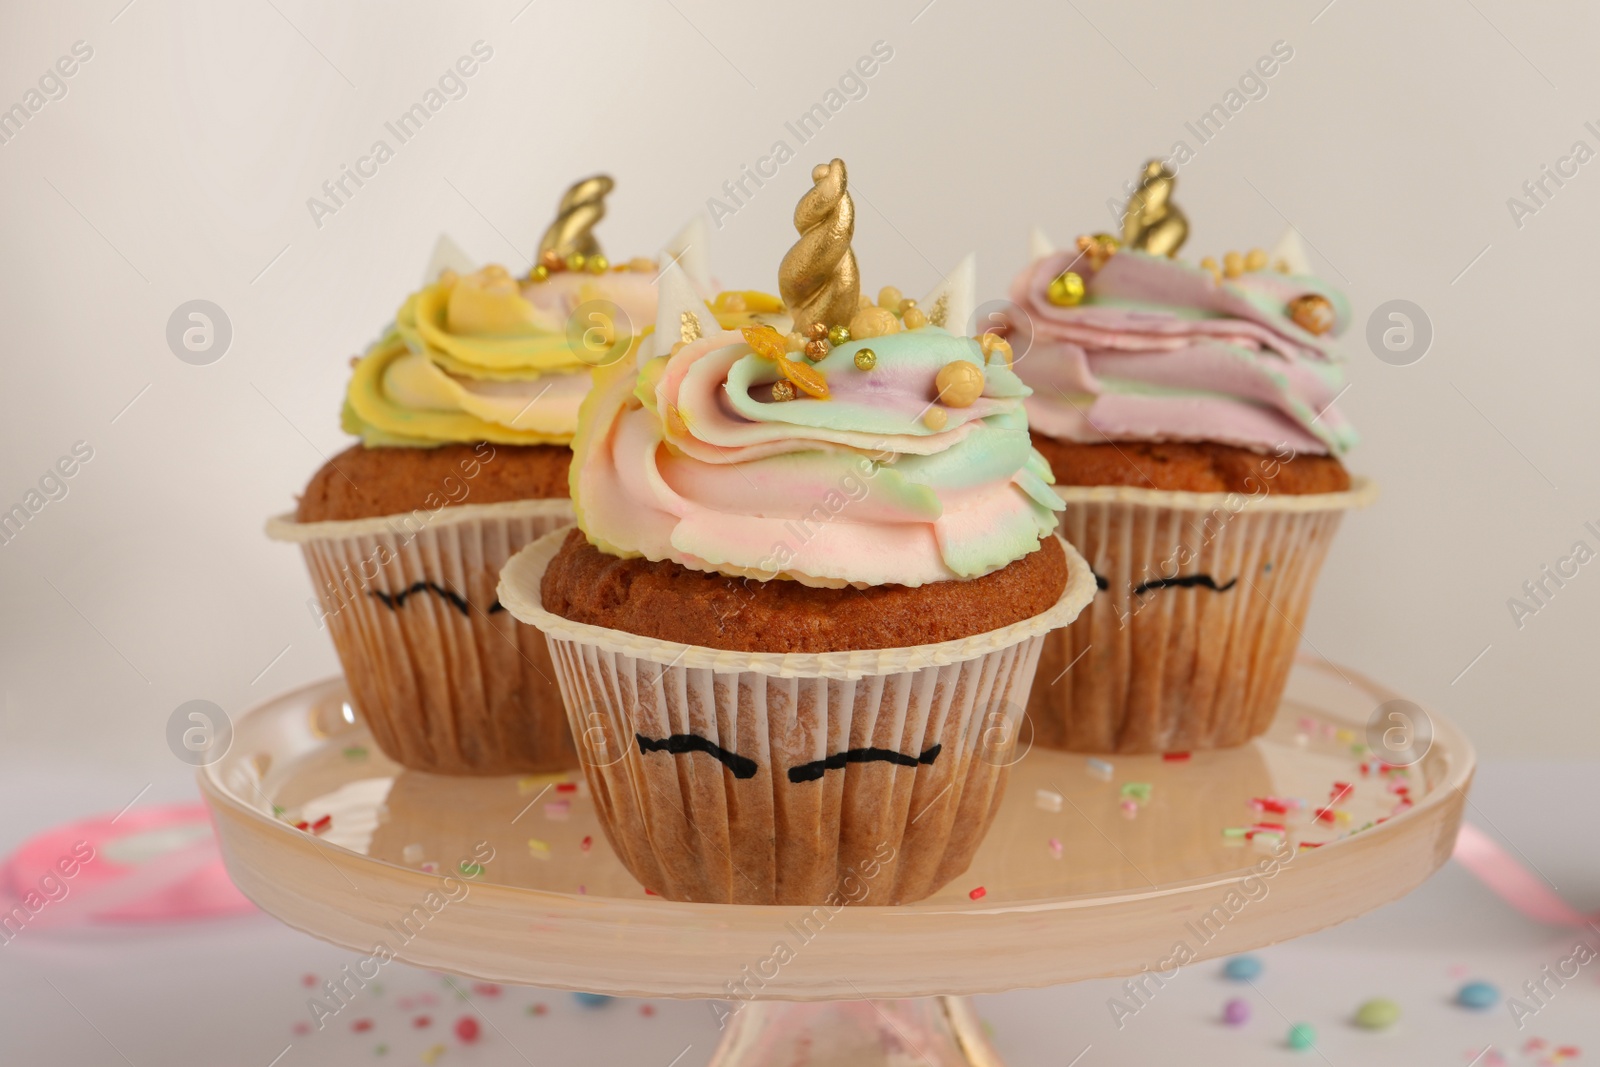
top-left (498, 528), bottom-right (1098, 905)
top-left (1029, 477), bottom-right (1378, 754)
top-left (266, 499), bottom-right (578, 775)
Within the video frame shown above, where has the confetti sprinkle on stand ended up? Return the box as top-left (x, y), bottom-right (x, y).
top-left (198, 657), bottom-right (1474, 1067)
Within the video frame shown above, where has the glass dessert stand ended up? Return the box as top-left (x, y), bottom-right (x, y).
top-left (199, 658), bottom-right (1472, 1067)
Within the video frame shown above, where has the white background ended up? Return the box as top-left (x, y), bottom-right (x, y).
top-left (1, 0), bottom-right (1597, 769)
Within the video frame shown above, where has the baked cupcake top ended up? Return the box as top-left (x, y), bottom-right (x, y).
top-left (343, 176), bottom-right (680, 448)
top-left (1008, 161), bottom-right (1357, 458)
top-left (571, 159), bottom-right (1064, 590)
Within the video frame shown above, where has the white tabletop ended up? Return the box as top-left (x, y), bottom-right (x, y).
top-left (2, 758), bottom-right (1594, 1067)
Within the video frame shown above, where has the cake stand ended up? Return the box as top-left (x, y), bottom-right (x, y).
top-left (199, 658), bottom-right (1472, 1066)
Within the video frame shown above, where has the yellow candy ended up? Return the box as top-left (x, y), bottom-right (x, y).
top-left (935, 360), bottom-right (985, 407)
top-left (848, 305), bottom-right (901, 339)
top-left (922, 407), bottom-right (948, 430)
top-left (1046, 271), bottom-right (1085, 306)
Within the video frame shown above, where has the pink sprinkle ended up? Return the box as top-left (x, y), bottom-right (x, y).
top-left (454, 1015), bottom-right (480, 1043)
top-left (556, 782), bottom-right (578, 793)
top-left (969, 886), bottom-right (986, 900)
top-left (578, 885), bottom-right (587, 894)
top-left (1297, 717), bottom-right (1316, 733)
top-left (1120, 799), bottom-right (1138, 817)
top-left (301, 973), bottom-right (317, 987)
top-left (641, 1004), bottom-right (656, 1017)
top-left (1048, 837), bottom-right (1063, 858)
top-left (413, 1015), bottom-right (432, 1029)
top-left (420, 862), bottom-right (439, 873)
top-left (472, 983), bottom-right (501, 997)
top-left (1162, 752), bottom-right (1191, 762)
top-left (291, 1022), bottom-right (310, 1036)
top-left (545, 799), bottom-right (572, 819)
top-left (532, 1003), bottom-right (549, 1015)
top-left (352, 1019), bottom-right (373, 1032)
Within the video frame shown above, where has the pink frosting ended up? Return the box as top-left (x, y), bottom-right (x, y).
top-left (1007, 250), bottom-right (1357, 456)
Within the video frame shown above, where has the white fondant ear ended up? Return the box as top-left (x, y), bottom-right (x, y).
top-left (919, 254), bottom-right (976, 334)
top-left (1029, 227), bottom-right (1056, 259)
top-left (1271, 228), bottom-right (1313, 276)
top-left (661, 216), bottom-right (714, 296)
top-left (423, 234), bottom-right (474, 284)
top-left (651, 264), bottom-right (711, 360)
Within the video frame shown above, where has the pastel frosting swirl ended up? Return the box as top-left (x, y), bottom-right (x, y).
top-left (571, 323), bottom-right (1065, 589)
top-left (343, 265), bottom-right (657, 447)
top-left (1009, 249), bottom-right (1357, 456)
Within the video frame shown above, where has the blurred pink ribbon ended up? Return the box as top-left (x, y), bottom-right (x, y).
top-left (1454, 823), bottom-right (1598, 927)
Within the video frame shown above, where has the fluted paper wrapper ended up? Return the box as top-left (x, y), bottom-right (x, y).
top-left (499, 529), bottom-right (1098, 905)
top-left (266, 500), bottom-right (578, 776)
top-left (1029, 477), bottom-right (1377, 754)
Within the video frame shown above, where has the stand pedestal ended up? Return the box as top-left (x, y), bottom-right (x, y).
top-left (709, 998), bottom-right (1001, 1067)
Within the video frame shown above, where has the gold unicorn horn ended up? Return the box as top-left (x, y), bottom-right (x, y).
top-left (537, 174), bottom-right (615, 260)
top-left (779, 159), bottom-right (860, 333)
top-left (1122, 159), bottom-right (1188, 257)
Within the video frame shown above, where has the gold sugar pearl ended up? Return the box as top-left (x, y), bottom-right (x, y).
top-left (1286, 293), bottom-right (1335, 335)
top-left (877, 286), bottom-right (903, 310)
top-left (854, 347), bottom-right (877, 371)
top-left (1244, 248), bottom-right (1268, 272)
top-left (922, 407), bottom-right (948, 430)
top-left (1046, 271), bottom-right (1085, 307)
top-left (771, 380), bottom-right (797, 402)
top-left (587, 254), bottom-right (609, 274)
top-left (1222, 251), bottom-right (1244, 279)
top-left (566, 252), bottom-right (587, 273)
top-left (804, 339), bottom-right (830, 361)
top-left (803, 321), bottom-right (829, 341)
top-left (848, 305), bottom-right (900, 339)
top-left (529, 264), bottom-right (550, 282)
top-left (935, 360), bottom-right (985, 408)
top-left (897, 298), bottom-right (917, 314)
top-left (902, 306), bottom-right (929, 330)
top-left (1198, 257), bottom-right (1221, 284)
top-left (827, 324), bottom-right (851, 347)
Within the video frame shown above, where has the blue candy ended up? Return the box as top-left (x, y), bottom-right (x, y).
top-left (1456, 981), bottom-right (1499, 1010)
top-left (1223, 955), bottom-right (1263, 981)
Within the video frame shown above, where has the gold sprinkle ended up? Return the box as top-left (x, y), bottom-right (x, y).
top-left (771, 379), bottom-right (797, 402)
top-left (922, 407), bottom-right (948, 430)
top-left (679, 310), bottom-right (703, 344)
top-left (854, 347), bottom-right (877, 370)
top-left (928, 293), bottom-right (950, 328)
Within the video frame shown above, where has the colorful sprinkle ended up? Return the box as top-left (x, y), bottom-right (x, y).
top-left (572, 993), bottom-right (613, 1008)
top-left (1456, 981), bottom-right (1499, 1010)
top-left (545, 799), bottom-right (572, 820)
top-left (1120, 782), bottom-right (1153, 803)
top-left (1223, 955), bottom-right (1263, 981)
top-left (454, 1016), bottom-right (480, 1044)
top-left (1354, 998), bottom-right (1401, 1029)
top-left (421, 1044), bottom-right (446, 1065)
top-left (402, 844), bottom-right (424, 864)
top-left (527, 1003), bottom-right (548, 1016)
top-left (471, 983), bottom-right (501, 998)
top-left (641, 1004), bottom-right (656, 1017)
top-left (969, 886), bottom-right (987, 900)
top-left (1048, 837), bottom-right (1063, 858)
top-left (528, 839), bottom-right (551, 860)
top-left (1222, 998), bottom-right (1251, 1026)
top-left (1162, 752), bottom-right (1191, 762)
top-left (517, 776), bottom-right (544, 795)
top-left (1086, 757), bottom-right (1114, 780)
top-left (458, 862), bottom-right (483, 878)
top-left (413, 1015), bottom-right (432, 1028)
top-left (420, 862), bottom-right (439, 874)
top-left (353, 1019), bottom-right (373, 1032)
top-left (555, 782), bottom-right (578, 794)
top-left (342, 745), bottom-right (369, 760)
top-left (311, 814), bottom-right (333, 833)
top-left (1119, 800), bottom-right (1139, 818)
top-left (1287, 1023), bottom-right (1317, 1050)
top-left (580, 835), bottom-right (593, 853)
top-left (1035, 789), bottom-right (1064, 813)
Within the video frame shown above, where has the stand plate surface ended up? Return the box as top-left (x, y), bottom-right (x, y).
top-left (200, 659), bottom-right (1472, 999)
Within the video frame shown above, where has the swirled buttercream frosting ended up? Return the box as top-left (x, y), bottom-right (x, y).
top-left (343, 264), bottom-right (658, 447)
top-left (1009, 248), bottom-right (1357, 456)
top-left (570, 318), bottom-right (1064, 589)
